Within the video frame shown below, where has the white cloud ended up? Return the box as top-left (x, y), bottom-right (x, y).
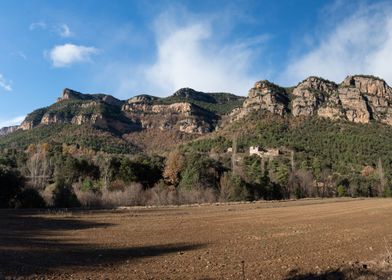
top-left (59, 24), bottom-right (73, 37)
top-left (29, 21), bottom-right (46, 30)
top-left (104, 11), bottom-right (267, 97)
top-left (48, 44), bottom-right (99, 68)
top-left (281, 3), bottom-right (392, 86)
top-left (0, 115), bottom-right (25, 128)
top-left (0, 74), bottom-right (12, 92)
top-left (145, 24), bottom-right (252, 95)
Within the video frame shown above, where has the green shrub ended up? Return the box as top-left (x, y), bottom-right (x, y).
top-left (337, 185), bottom-right (347, 197)
top-left (220, 172), bottom-right (250, 201)
top-left (81, 178), bottom-right (94, 192)
top-left (383, 186), bottom-right (392, 197)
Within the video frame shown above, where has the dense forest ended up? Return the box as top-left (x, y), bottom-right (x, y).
top-left (1, 111), bottom-right (392, 209)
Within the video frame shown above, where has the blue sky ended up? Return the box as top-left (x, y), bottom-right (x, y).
top-left (1, 0), bottom-right (392, 127)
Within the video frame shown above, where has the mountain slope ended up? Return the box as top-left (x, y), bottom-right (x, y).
top-left (184, 111), bottom-right (392, 183)
top-left (2, 74), bottom-right (392, 156)
top-left (0, 87), bottom-right (244, 153)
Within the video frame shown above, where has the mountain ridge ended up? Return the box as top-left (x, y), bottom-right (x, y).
top-left (1, 74), bottom-right (392, 153)
top-left (230, 74), bottom-right (392, 125)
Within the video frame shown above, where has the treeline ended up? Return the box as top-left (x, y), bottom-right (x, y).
top-left (183, 114), bottom-right (392, 199)
top-left (1, 132), bottom-right (391, 209)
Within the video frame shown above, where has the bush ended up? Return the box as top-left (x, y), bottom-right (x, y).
top-left (264, 182), bottom-right (284, 200)
top-left (101, 183), bottom-right (144, 207)
top-left (383, 186), bottom-right (392, 197)
top-left (0, 165), bottom-right (24, 208)
top-left (18, 188), bottom-right (46, 208)
top-left (53, 179), bottom-right (80, 208)
top-left (337, 185), bottom-right (347, 197)
top-left (118, 156), bottom-right (164, 187)
top-left (109, 179), bottom-right (127, 191)
top-left (144, 184), bottom-right (178, 206)
top-left (177, 187), bottom-right (217, 204)
top-left (219, 172), bottom-right (250, 202)
top-left (74, 189), bottom-right (102, 208)
top-left (177, 152), bottom-right (223, 190)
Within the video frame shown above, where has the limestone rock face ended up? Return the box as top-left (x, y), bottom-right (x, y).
top-left (19, 88), bottom-right (133, 134)
top-left (292, 77), bottom-right (338, 117)
top-left (231, 75), bottom-right (392, 126)
top-left (41, 113), bottom-right (67, 125)
top-left (231, 81), bottom-right (288, 121)
top-left (0, 126), bottom-right (18, 137)
top-left (123, 102), bottom-right (194, 115)
top-left (341, 76), bottom-right (392, 96)
top-left (58, 88), bottom-right (84, 101)
top-left (245, 80), bottom-right (288, 115)
top-left (14, 75), bottom-right (392, 141)
top-left (20, 121), bottom-right (34, 131)
top-left (341, 76), bottom-right (392, 125)
top-left (337, 76), bottom-right (392, 124)
top-left (58, 88), bottom-right (124, 107)
top-left (71, 114), bottom-right (104, 126)
top-left (338, 87), bottom-right (370, 123)
top-left (17, 87), bottom-right (225, 136)
top-left (122, 99), bottom-right (217, 134)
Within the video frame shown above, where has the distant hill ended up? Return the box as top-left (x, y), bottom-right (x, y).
top-left (0, 87), bottom-right (244, 153)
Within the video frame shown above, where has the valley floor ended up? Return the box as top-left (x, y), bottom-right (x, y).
top-left (1, 198), bottom-right (392, 279)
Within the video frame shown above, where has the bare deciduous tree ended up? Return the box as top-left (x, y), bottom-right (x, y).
top-left (25, 143), bottom-right (53, 189)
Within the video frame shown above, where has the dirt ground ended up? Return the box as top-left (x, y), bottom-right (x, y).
top-left (1, 198), bottom-right (392, 280)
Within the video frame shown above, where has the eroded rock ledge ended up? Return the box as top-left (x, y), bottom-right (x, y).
top-left (231, 75), bottom-right (392, 125)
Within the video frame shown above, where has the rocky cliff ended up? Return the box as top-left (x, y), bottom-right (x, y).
top-left (122, 94), bottom-right (218, 134)
top-left (230, 80), bottom-right (289, 121)
top-left (20, 88), bottom-right (135, 134)
top-left (16, 87), bottom-right (238, 138)
top-left (6, 74), bottom-right (392, 147)
top-left (0, 126), bottom-right (18, 137)
top-left (231, 75), bottom-right (392, 125)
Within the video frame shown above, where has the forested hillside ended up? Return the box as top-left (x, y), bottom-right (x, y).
top-left (2, 75), bottom-right (392, 208)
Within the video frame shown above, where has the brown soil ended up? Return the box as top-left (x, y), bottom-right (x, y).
top-left (1, 198), bottom-right (392, 279)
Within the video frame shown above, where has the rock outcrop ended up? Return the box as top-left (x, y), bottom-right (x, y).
top-left (230, 80), bottom-right (289, 121)
top-left (17, 88), bottom-right (227, 136)
top-left (122, 98), bottom-right (218, 134)
top-left (0, 126), bottom-right (18, 137)
top-left (58, 88), bottom-right (124, 107)
top-left (13, 75), bottom-right (392, 142)
top-left (291, 77), bottom-right (338, 117)
top-left (231, 75), bottom-right (392, 125)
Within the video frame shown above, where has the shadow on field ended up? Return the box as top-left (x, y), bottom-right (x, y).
top-left (284, 264), bottom-right (392, 280)
top-left (0, 210), bottom-right (204, 277)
